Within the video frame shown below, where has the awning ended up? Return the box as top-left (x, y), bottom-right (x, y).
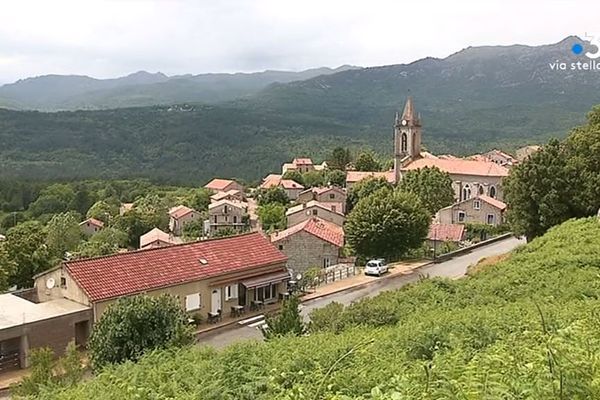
top-left (241, 270), bottom-right (290, 289)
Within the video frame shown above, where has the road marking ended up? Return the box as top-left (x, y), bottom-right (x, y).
top-left (238, 315), bottom-right (264, 325)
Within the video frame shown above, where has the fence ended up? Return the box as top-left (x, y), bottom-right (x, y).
top-left (0, 351), bottom-right (20, 373)
top-left (310, 264), bottom-right (357, 288)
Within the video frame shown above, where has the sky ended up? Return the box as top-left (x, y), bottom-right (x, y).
top-left (0, 0), bottom-right (598, 83)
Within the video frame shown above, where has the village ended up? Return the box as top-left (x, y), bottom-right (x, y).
top-left (0, 97), bottom-right (538, 379)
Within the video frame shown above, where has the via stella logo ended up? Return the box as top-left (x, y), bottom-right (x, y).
top-left (571, 33), bottom-right (600, 59)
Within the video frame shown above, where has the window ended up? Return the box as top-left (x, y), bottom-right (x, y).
top-left (312, 209), bottom-right (318, 216)
top-left (213, 215), bottom-right (217, 223)
top-left (255, 284), bottom-right (275, 301)
top-left (225, 215), bottom-right (228, 222)
top-left (233, 216), bottom-right (238, 224)
top-left (185, 293), bottom-right (201, 311)
top-left (401, 132), bottom-right (408, 152)
top-left (458, 211), bottom-right (466, 222)
top-left (323, 257), bottom-right (331, 268)
top-left (329, 193), bottom-right (335, 199)
top-left (60, 277), bottom-right (67, 288)
top-left (462, 184), bottom-right (472, 201)
top-left (478, 186), bottom-right (485, 195)
top-left (278, 244), bottom-right (284, 250)
top-left (223, 205), bottom-right (229, 214)
top-left (331, 205), bottom-right (337, 213)
top-left (225, 285), bottom-right (238, 301)
top-left (473, 200), bottom-right (481, 210)
top-left (487, 214), bottom-right (496, 225)
top-left (489, 186), bottom-right (497, 198)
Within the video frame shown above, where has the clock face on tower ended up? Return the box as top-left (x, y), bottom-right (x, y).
top-left (401, 119), bottom-right (408, 126)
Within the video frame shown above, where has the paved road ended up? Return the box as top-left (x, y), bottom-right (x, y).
top-left (197, 236), bottom-right (525, 348)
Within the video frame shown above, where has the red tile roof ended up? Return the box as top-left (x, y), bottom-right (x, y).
top-left (168, 205), bottom-right (195, 219)
top-left (204, 178), bottom-right (237, 191)
top-left (79, 218), bottom-right (104, 228)
top-left (293, 158), bottom-right (313, 166)
top-left (65, 232), bottom-right (287, 302)
top-left (346, 170), bottom-right (396, 183)
top-left (428, 224), bottom-right (465, 242)
top-left (280, 179), bottom-right (304, 190)
top-left (402, 158), bottom-right (509, 177)
top-left (479, 195), bottom-right (507, 211)
top-left (259, 175), bottom-right (282, 189)
top-left (271, 217), bottom-right (344, 248)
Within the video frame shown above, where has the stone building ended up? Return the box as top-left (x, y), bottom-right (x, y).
top-left (437, 195), bottom-right (506, 226)
top-left (286, 200), bottom-right (345, 228)
top-left (297, 186), bottom-right (347, 213)
top-left (208, 200), bottom-right (248, 235)
top-left (271, 217), bottom-right (344, 273)
top-left (79, 218), bottom-right (104, 237)
top-left (168, 205), bottom-right (200, 236)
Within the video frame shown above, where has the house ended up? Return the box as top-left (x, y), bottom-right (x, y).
top-left (516, 145), bottom-right (541, 162)
top-left (168, 205), bottom-right (200, 236)
top-left (139, 228), bottom-right (182, 250)
top-left (259, 175), bottom-right (305, 200)
top-left (79, 218), bottom-right (104, 237)
top-left (208, 200), bottom-right (248, 235)
top-left (210, 189), bottom-right (244, 203)
top-left (427, 223), bottom-right (466, 247)
top-left (286, 200), bottom-right (345, 227)
top-left (0, 293), bottom-right (91, 371)
top-left (480, 149), bottom-right (517, 167)
top-left (345, 171), bottom-right (395, 190)
top-left (437, 195), bottom-right (507, 226)
top-left (271, 217), bottom-right (344, 273)
top-left (34, 232), bottom-right (289, 323)
top-left (297, 186), bottom-right (347, 213)
top-left (204, 178), bottom-right (244, 194)
top-left (281, 158), bottom-right (327, 174)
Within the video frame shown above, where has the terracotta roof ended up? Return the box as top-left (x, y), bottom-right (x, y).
top-left (286, 200), bottom-right (344, 216)
top-left (479, 195), bottom-right (507, 211)
top-left (210, 190), bottom-right (242, 201)
top-left (168, 205), bottom-right (195, 219)
top-left (208, 199), bottom-right (248, 210)
top-left (402, 158), bottom-right (509, 177)
top-left (271, 217), bottom-right (344, 248)
top-left (345, 170), bottom-right (395, 184)
top-left (260, 175), bottom-right (282, 189)
top-left (204, 178), bottom-right (237, 191)
top-left (293, 158), bottom-right (313, 166)
top-left (79, 218), bottom-right (104, 228)
top-left (65, 232), bottom-right (287, 302)
top-left (428, 224), bottom-right (465, 242)
top-left (280, 179), bottom-right (304, 190)
top-left (307, 186), bottom-right (345, 196)
top-left (139, 228), bottom-right (172, 248)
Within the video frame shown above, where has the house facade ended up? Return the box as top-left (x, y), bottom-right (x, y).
top-left (259, 175), bottom-right (305, 201)
top-left (437, 195), bottom-right (506, 226)
top-left (34, 232), bottom-right (290, 323)
top-left (281, 158), bottom-right (327, 174)
top-left (79, 218), bottom-right (104, 237)
top-left (271, 217), bottom-right (344, 273)
top-left (139, 228), bottom-right (181, 249)
top-left (168, 205), bottom-right (200, 236)
top-left (208, 200), bottom-right (248, 235)
top-left (297, 186), bottom-right (347, 213)
top-left (286, 200), bottom-right (345, 227)
top-left (210, 189), bottom-right (244, 203)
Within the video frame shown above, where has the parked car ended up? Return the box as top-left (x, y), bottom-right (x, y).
top-left (364, 259), bottom-right (388, 276)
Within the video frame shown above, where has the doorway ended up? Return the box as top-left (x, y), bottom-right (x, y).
top-left (211, 288), bottom-right (222, 314)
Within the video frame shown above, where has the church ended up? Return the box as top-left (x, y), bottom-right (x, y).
top-left (347, 97), bottom-right (509, 203)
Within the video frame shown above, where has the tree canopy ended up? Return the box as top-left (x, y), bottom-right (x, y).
top-left (346, 176), bottom-right (393, 213)
top-left (354, 150), bottom-right (381, 172)
top-left (257, 203), bottom-right (287, 232)
top-left (398, 166), bottom-right (455, 215)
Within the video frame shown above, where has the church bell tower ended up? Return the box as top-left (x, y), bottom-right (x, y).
top-left (394, 96), bottom-right (422, 182)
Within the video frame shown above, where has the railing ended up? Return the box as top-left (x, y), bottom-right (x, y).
top-left (305, 264), bottom-right (357, 289)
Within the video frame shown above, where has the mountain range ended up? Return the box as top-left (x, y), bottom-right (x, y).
top-left (0, 36), bottom-right (598, 184)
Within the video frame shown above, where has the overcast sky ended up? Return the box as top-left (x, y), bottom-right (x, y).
top-left (0, 0), bottom-right (597, 83)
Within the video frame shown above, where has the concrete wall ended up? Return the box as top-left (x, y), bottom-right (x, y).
top-left (80, 222), bottom-right (101, 237)
top-left (287, 205), bottom-right (345, 227)
top-left (297, 188), bottom-right (347, 213)
top-left (438, 199), bottom-right (504, 226)
top-left (35, 268), bottom-right (90, 306)
top-left (274, 231), bottom-right (340, 273)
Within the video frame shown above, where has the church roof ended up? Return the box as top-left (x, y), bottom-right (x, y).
top-left (401, 158), bottom-right (509, 177)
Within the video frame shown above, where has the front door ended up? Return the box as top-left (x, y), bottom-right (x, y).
top-left (211, 288), bottom-right (222, 314)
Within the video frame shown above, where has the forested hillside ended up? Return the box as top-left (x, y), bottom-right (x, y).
top-left (32, 217), bottom-right (600, 399)
top-left (1, 36), bottom-right (598, 183)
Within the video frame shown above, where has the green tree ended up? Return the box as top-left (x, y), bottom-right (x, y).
top-left (0, 243), bottom-right (15, 292)
top-left (114, 205), bottom-right (168, 248)
top-left (76, 227), bottom-right (128, 258)
top-left (4, 221), bottom-right (51, 288)
top-left (398, 166), bottom-right (455, 215)
top-left (28, 184), bottom-right (76, 218)
top-left (257, 203), bottom-right (287, 232)
top-left (186, 188), bottom-right (212, 211)
top-left (257, 187), bottom-right (289, 206)
top-left (326, 169), bottom-right (346, 187)
top-left (58, 341), bottom-right (84, 387)
top-left (328, 147), bottom-right (352, 171)
top-left (345, 188), bottom-right (430, 259)
top-left (45, 212), bottom-right (82, 260)
top-left (12, 347), bottom-right (56, 397)
top-left (346, 176), bottom-right (393, 213)
top-left (86, 200), bottom-right (118, 225)
top-left (302, 170), bottom-right (326, 188)
top-left (354, 150), bottom-right (381, 172)
top-left (262, 295), bottom-right (305, 340)
top-left (282, 170), bottom-right (305, 186)
top-left (182, 219), bottom-right (206, 241)
top-left (213, 227), bottom-right (238, 238)
top-left (88, 294), bottom-right (194, 370)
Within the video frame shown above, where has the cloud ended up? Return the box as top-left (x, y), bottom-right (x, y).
top-left (0, 0), bottom-right (597, 83)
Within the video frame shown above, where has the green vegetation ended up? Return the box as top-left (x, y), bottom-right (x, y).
top-left (257, 203), bottom-right (286, 232)
top-left (505, 106), bottom-right (600, 240)
top-left (346, 176), bottom-right (392, 213)
top-left (256, 187), bottom-right (289, 206)
top-left (261, 295), bottom-right (306, 340)
top-left (88, 294), bottom-right (194, 370)
top-left (28, 217), bottom-right (600, 399)
top-left (345, 188), bottom-right (430, 259)
top-left (397, 166), bottom-right (455, 215)
top-left (354, 150), bottom-right (381, 172)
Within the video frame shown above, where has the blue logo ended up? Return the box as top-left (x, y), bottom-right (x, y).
top-left (572, 43), bottom-right (584, 55)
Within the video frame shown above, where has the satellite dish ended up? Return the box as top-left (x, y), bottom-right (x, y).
top-left (296, 273), bottom-right (302, 281)
top-left (46, 278), bottom-right (56, 289)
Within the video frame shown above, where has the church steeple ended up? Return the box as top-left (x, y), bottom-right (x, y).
top-left (394, 96), bottom-right (423, 183)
